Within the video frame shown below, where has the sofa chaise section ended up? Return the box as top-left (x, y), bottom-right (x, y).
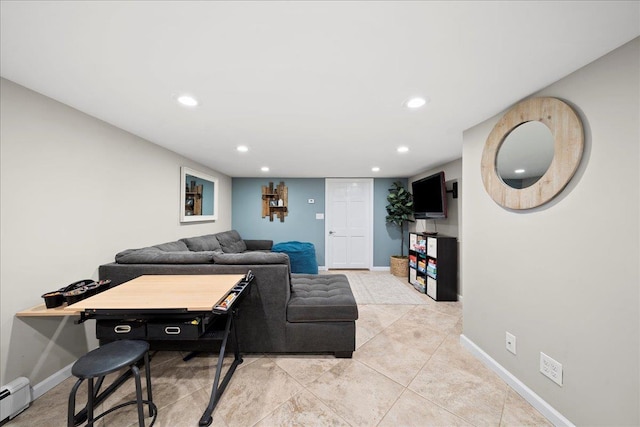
top-left (286, 274), bottom-right (358, 357)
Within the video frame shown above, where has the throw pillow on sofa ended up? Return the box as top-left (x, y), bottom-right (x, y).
top-left (180, 234), bottom-right (223, 253)
top-left (215, 230), bottom-right (248, 253)
top-left (152, 240), bottom-right (190, 252)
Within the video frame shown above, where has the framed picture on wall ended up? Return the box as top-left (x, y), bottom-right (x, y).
top-left (180, 166), bottom-right (219, 223)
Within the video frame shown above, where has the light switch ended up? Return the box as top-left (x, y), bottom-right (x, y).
top-left (308, 199), bottom-right (315, 204)
top-left (315, 213), bottom-right (324, 220)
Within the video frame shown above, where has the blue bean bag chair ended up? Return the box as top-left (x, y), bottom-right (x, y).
top-left (272, 241), bottom-right (318, 274)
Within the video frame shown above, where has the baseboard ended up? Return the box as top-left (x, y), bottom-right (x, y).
top-left (459, 335), bottom-right (574, 427)
top-left (320, 266), bottom-right (391, 272)
top-left (31, 362), bottom-right (74, 401)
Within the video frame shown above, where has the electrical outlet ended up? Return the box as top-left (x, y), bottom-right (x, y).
top-left (505, 332), bottom-right (516, 354)
top-left (540, 352), bottom-right (563, 386)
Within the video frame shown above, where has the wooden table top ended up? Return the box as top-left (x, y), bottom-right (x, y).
top-left (65, 275), bottom-right (244, 312)
top-left (17, 275), bottom-right (245, 317)
top-left (17, 303), bottom-right (79, 317)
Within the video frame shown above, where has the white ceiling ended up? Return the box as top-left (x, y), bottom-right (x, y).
top-left (1, 1), bottom-right (638, 178)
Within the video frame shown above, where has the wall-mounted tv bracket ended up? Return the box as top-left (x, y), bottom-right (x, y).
top-left (446, 182), bottom-right (458, 199)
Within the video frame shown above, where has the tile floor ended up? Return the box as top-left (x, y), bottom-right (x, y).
top-left (7, 273), bottom-right (551, 427)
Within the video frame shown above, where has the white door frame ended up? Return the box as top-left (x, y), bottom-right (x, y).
top-left (324, 178), bottom-right (374, 270)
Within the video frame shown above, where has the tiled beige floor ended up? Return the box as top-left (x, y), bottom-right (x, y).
top-left (7, 274), bottom-right (551, 427)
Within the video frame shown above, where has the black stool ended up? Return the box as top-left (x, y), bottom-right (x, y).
top-left (68, 340), bottom-right (156, 426)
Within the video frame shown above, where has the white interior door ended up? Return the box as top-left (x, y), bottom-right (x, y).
top-left (325, 179), bottom-right (373, 269)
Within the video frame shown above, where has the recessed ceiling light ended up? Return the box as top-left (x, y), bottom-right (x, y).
top-left (405, 96), bottom-right (428, 109)
top-left (237, 145), bottom-right (249, 152)
top-left (515, 169), bottom-right (526, 174)
top-left (372, 167), bottom-right (380, 172)
top-left (261, 166), bottom-right (269, 172)
top-left (397, 146), bottom-right (409, 153)
top-left (177, 95), bottom-right (198, 107)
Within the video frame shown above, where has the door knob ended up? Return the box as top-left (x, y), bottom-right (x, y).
top-left (329, 231), bottom-right (335, 235)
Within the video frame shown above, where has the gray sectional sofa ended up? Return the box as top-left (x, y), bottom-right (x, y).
top-left (98, 230), bottom-right (358, 357)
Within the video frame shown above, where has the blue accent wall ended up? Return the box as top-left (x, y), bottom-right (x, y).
top-left (232, 178), bottom-right (326, 265)
top-left (232, 177), bottom-right (407, 268)
top-left (374, 178), bottom-right (409, 266)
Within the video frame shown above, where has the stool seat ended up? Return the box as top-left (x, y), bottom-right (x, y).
top-left (72, 340), bottom-right (150, 379)
top-left (68, 340), bottom-right (154, 426)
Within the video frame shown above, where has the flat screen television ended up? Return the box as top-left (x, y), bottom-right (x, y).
top-left (412, 171), bottom-right (447, 219)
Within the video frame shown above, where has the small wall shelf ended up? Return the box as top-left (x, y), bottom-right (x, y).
top-left (185, 183), bottom-right (203, 216)
top-left (262, 181), bottom-right (288, 222)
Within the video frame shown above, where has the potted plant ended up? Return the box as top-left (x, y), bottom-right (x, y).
top-left (385, 181), bottom-right (414, 277)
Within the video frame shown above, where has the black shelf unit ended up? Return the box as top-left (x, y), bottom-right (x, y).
top-left (408, 232), bottom-right (458, 301)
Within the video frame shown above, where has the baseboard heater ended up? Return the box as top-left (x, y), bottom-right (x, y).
top-left (0, 377), bottom-right (30, 425)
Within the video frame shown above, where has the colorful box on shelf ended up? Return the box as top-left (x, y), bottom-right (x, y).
top-left (426, 259), bottom-right (437, 278)
top-left (417, 260), bottom-right (426, 273)
top-left (409, 255), bottom-right (417, 269)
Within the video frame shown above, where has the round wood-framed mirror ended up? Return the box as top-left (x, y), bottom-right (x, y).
top-left (481, 97), bottom-right (584, 209)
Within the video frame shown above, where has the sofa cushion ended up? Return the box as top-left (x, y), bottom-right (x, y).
top-left (180, 234), bottom-right (223, 253)
top-left (152, 240), bottom-right (189, 252)
top-left (212, 252), bottom-right (290, 266)
top-left (244, 239), bottom-right (274, 251)
top-left (287, 274), bottom-right (358, 323)
top-left (115, 248), bottom-right (215, 264)
top-left (215, 230), bottom-right (247, 253)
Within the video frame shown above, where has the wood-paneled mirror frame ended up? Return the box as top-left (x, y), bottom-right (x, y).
top-left (481, 97), bottom-right (584, 209)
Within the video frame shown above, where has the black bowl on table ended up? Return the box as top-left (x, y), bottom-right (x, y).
top-left (84, 282), bottom-right (100, 298)
top-left (63, 287), bottom-right (88, 305)
top-left (42, 291), bottom-right (65, 309)
top-left (95, 279), bottom-right (112, 294)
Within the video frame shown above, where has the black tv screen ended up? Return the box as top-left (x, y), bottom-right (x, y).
top-left (412, 172), bottom-right (447, 219)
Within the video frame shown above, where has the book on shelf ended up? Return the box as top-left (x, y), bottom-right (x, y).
top-left (409, 255), bottom-right (417, 268)
top-left (417, 260), bottom-right (426, 273)
top-left (426, 259), bottom-right (437, 278)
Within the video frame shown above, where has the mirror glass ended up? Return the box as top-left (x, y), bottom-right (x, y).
top-left (496, 121), bottom-right (554, 189)
top-left (180, 167), bottom-right (218, 222)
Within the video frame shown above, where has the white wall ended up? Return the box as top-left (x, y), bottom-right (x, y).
top-left (461, 38), bottom-right (639, 425)
top-left (0, 78), bottom-right (233, 387)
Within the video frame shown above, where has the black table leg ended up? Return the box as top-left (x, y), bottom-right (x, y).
top-left (199, 310), bottom-right (243, 427)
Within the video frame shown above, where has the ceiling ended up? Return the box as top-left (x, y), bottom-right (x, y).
top-left (1, 1), bottom-right (638, 178)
